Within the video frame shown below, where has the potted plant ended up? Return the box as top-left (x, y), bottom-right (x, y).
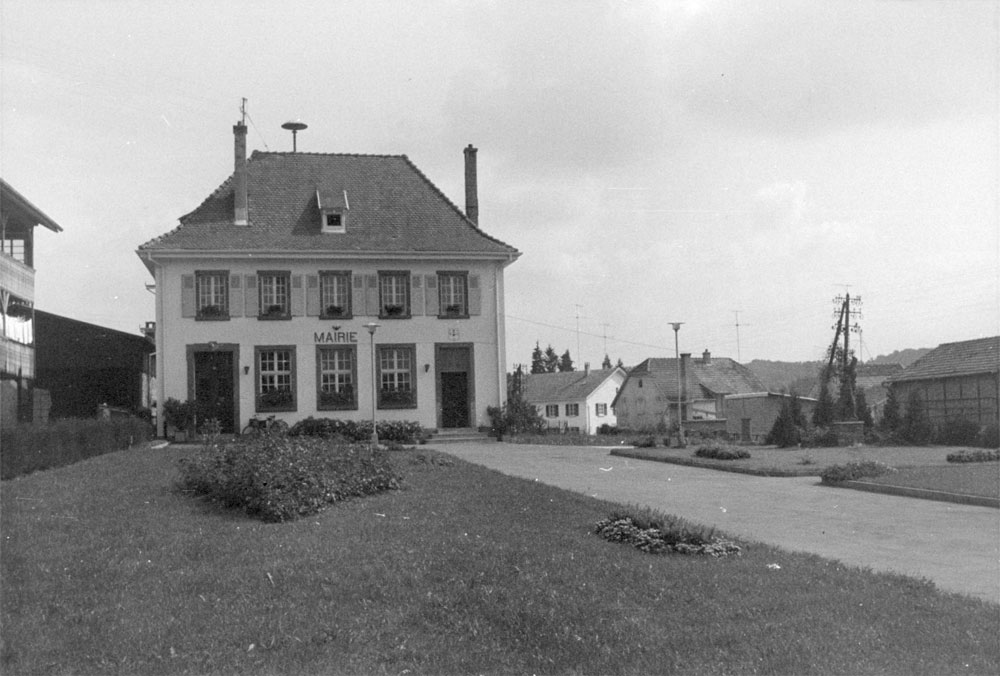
top-left (324, 305), bottom-right (345, 317)
top-left (383, 304), bottom-right (404, 317)
top-left (444, 304), bottom-right (463, 317)
top-left (263, 304), bottom-right (286, 317)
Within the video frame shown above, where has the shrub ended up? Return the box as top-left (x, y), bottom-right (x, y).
top-left (597, 423), bottom-right (619, 435)
top-left (289, 417), bottom-right (426, 444)
top-left (486, 392), bottom-right (545, 438)
top-left (946, 449), bottom-right (1000, 463)
top-left (176, 436), bottom-right (401, 522)
top-left (820, 461), bottom-right (896, 484)
top-left (1, 417), bottom-right (152, 480)
top-left (594, 506), bottom-right (741, 557)
top-left (765, 394), bottom-right (808, 447)
top-left (693, 443), bottom-right (750, 460)
top-left (802, 427), bottom-right (839, 448)
top-left (935, 417), bottom-right (981, 447)
top-left (899, 391), bottom-right (934, 445)
top-left (630, 435), bottom-right (657, 448)
top-left (978, 423), bottom-right (999, 449)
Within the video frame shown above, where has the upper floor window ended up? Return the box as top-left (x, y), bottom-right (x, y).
top-left (438, 272), bottom-right (468, 318)
top-left (259, 271), bottom-right (290, 319)
top-left (317, 188), bottom-right (348, 233)
top-left (320, 271), bottom-right (352, 319)
top-left (378, 271), bottom-right (410, 318)
top-left (196, 271), bottom-right (229, 320)
top-left (1, 238), bottom-right (26, 264)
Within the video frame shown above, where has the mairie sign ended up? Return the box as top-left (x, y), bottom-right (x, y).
top-left (314, 329), bottom-right (358, 344)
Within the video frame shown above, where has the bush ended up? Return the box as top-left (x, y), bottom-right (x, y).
top-left (935, 417), bottom-right (981, 446)
top-left (802, 427), bottom-right (839, 448)
top-left (978, 423), bottom-right (999, 449)
top-left (289, 417), bottom-right (426, 444)
top-left (486, 392), bottom-right (545, 439)
top-left (597, 423), bottom-right (619, 435)
top-left (820, 461), bottom-right (896, 484)
top-left (1, 417), bottom-right (152, 480)
top-left (946, 449), bottom-right (1000, 463)
top-left (594, 506), bottom-right (741, 557)
top-left (693, 443), bottom-right (750, 460)
top-left (630, 435), bottom-right (657, 448)
top-left (765, 395), bottom-right (808, 447)
top-left (176, 436), bottom-right (401, 522)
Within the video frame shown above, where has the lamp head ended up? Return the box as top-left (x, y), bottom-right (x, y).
top-left (364, 322), bottom-right (380, 335)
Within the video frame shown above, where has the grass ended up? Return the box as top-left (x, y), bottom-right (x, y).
top-left (2, 446), bottom-right (999, 675)
top-left (853, 464), bottom-right (1000, 499)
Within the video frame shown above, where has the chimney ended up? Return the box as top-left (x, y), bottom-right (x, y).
top-left (464, 144), bottom-right (479, 224)
top-left (233, 122), bottom-right (249, 226)
top-left (584, 362), bottom-right (590, 377)
top-left (702, 349), bottom-right (711, 365)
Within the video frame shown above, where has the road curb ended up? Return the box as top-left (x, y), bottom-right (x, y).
top-left (832, 480), bottom-right (999, 509)
top-left (610, 448), bottom-right (809, 477)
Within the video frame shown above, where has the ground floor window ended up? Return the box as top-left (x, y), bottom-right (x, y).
top-left (377, 344), bottom-right (416, 408)
top-left (316, 345), bottom-right (356, 410)
top-left (256, 346), bottom-right (295, 411)
top-left (565, 403), bottom-right (579, 417)
top-left (595, 403), bottom-right (608, 416)
top-left (545, 404), bottom-right (558, 418)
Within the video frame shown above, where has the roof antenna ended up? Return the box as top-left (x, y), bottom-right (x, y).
top-left (281, 120), bottom-right (308, 152)
top-left (240, 97), bottom-right (247, 125)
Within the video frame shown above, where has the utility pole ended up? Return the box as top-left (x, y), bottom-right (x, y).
top-left (733, 310), bottom-right (742, 363)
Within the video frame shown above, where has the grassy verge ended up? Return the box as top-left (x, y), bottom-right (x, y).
top-left (3, 447), bottom-right (998, 675)
top-left (853, 464), bottom-right (1000, 499)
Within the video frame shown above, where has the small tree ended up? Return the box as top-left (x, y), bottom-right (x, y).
top-left (530, 342), bottom-right (546, 374)
top-left (558, 350), bottom-right (574, 372)
top-left (880, 387), bottom-right (901, 432)
top-left (487, 391), bottom-right (545, 439)
top-left (765, 393), bottom-right (808, 447)
top-left (900, 390), bottom-right (934, 445)
top-left (602, 354), bottom-right (612, 370)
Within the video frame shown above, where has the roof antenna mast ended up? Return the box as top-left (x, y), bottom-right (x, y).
top-left (240, 97), bottom-right (247, 125)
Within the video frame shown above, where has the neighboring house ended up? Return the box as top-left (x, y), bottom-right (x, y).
top-left (612, 350), bottom-right (765, 431)
top-left (136, 121), bottom-right (519, 435)
top-left (0, 179), bottom-right (63, 428)
top-left (724, 392), bottom-right (818, 443)
top-left (884, 336), bottom-right (999, 429)
top-left (523, 365), bottom-right (627, 434)
top-left (34, 310), bottom-right (154, 419)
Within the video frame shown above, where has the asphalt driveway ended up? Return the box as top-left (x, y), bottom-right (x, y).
top-left (438, 442), bottom-right (1000, 604)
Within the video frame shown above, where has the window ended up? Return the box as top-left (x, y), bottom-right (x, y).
top-left (317, 346), bottom-right (356, 410)
top-left (378, 272), bottom-right (410, 318)
top-left (255, 346), bottom-right (296, 411)
top-left (437, 272), bottom-right (468, 317)
top-left (565, 403), bottom-right (580, 417)
top-left (258, 272), bottom-right (290, 319)
top-left (377, 345), bottom-right (416, 408)
top-left (195, 271), bottom-right (229, 319)
top-left (595, 403), bottom-right (608, 417)
top-left (319, 271), bottom-right (351, 318)
top-left (545, 404), bottom-right (558, 418)
top-left (1, 237), bottom-right (26, 264)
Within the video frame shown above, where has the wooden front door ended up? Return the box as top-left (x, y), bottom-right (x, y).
top-left (436, 344), bottom-right (474, 429)
top-left (192, 350), bottom-right (237, 433)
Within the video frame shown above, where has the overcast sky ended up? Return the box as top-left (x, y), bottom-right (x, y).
top-left (2, 0), bottom-right (997, 367)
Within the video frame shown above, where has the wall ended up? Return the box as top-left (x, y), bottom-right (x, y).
top-left (154, 256), bottom-right (505, 433)
top-left (725, 394), bottom-right (818, 443)
top-left (891, 374), bottom-right (999, 428)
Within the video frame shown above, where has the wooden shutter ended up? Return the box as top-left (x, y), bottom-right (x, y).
top-left (468, 274), bottom-right (482, 315)
top-left (424, 274), bottom-right (439, 316)
top-left (306, 275), bottom-right (320, 316)
top-left (181, 274), bottom-right (196, 318)
top-left (228, 274), bottom-right (243, 317)
top-left (352, 274), bottom-right (366, 316)
top-left (366, 274), bottom-right (379, 316)
top-left (244, 274), bottom-right (258, 317)
top-left (291, 275), bottom-right (305, 316)
top-left (410, 275), bottom-right (424, 316)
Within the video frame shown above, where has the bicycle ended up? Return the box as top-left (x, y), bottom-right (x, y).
top-left (241, 414), bottom-right (290, 438)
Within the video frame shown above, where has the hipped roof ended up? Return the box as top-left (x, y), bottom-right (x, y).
top-left (137, 151), bottom-right (519, 259)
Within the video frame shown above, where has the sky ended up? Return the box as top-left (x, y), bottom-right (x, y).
top-left (2, 0), bottom-right (997, 368)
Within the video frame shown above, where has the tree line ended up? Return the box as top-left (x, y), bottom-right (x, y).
top-left (529, 342), bottom-right (623, 374)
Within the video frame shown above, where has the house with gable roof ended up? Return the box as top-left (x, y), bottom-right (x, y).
top-left (885, 336), bottom-right (999, 429)
top-left (137, 121), bottom-right (519, 436)
top-left (523, 365), bottom-right (627, 434)
top-left (612, 350), bottom-right (765, 433)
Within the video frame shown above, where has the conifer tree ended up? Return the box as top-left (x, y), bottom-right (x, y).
top-left (880, 387), bottom-right (901, 432)
top-left (543, 345), bottom-right (559, 373)
top-left (530, 342), bottom-right (546, 374)
top-left (602, 354), bottom-right (612, 370)
top-left (558, 350), bottom-right (574, 372)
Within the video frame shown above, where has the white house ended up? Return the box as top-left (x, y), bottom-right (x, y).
top-left (523, 365), bottom-right (627, 434)
top-left (137, 121), bottom-right (519, 435)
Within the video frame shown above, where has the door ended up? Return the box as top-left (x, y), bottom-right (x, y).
top-left (441, 372), bottom-right (470, 428)
top-left (193, 351), bottom-right (236, 433)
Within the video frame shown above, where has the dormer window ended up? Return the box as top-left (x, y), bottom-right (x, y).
top-left (317, 188), bottom-right (348, 233)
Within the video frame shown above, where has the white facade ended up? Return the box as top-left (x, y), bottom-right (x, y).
top-left (530, 368), bottom-right (626, 434)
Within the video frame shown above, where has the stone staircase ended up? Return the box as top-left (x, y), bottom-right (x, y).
top-left (427, 427), bottom-right (496, 444)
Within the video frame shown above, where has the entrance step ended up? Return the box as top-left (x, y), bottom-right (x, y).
top-left (428, 428), bottom-right (495, 444)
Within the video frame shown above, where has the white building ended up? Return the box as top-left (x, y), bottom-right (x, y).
top-left (523, 366), bottom-right (627, 434)
top-left (137, 122), bottom-right (519, 435)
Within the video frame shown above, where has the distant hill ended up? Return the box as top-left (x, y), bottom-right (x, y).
top-left (869, 348), bottom-right (931, 368)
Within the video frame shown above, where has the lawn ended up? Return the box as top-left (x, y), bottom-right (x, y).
top-left (854, 463), bottom-right (1000, 499)
top-left (2, 445), bottom-right (999, 675)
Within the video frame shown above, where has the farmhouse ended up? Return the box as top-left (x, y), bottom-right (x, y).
top-left (885, 336), bottom-right (999, 429)
top-left (137, 121), bottom-right (519, 435)
top-left (523, 365), bottom-right (627, 434)
top-left (612, 350), bottom-right (765, 433)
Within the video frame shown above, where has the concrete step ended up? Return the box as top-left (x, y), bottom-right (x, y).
top-left (428, 428), bottom-right (495, 444)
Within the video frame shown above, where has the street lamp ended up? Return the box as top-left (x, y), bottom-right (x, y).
top-left (670, 322), bottom-right (685, 448)
top-left (364, 322), bottom-right (380, 449)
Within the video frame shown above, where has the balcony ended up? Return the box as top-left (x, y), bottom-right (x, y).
top-left (0, 254), bottom-right (35, 303)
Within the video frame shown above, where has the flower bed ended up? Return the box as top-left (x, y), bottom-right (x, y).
top-left (946, 449), bottom-right (1000, 463)
top-left (594, 508), bottom-right (742, 557)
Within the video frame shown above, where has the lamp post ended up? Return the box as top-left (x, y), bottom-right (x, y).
top-left (364, 322), bottom-right (380, 449)
top-left (670, 322), bottom-right (685, 448)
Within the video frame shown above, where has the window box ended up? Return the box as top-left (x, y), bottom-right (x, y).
top-left (261, 304), bottom-right (288, 319)
top-left (383, 304), bottom-right (405, 317)
top-left (379, 388), bottom-right (415, 409)
top-left (197, 304), bottom-right (226, 319)
top-left (318, 388), bottom-right (355, 409)
top-left (258, 389), bottom-right (294, 410)
top-left (324, 305), bottom-right (345, 318)
top-left (444, 304), bottom-right (464, 317)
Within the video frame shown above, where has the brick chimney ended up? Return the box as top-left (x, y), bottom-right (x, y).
top-left (584, 362), bottom-right (590, 377)
top-left (233, 122), bottom-right (249, 226)
top-left (464, 144), bottom-right (478, 224)
top-left (702, 349), bottom-right (711, 365)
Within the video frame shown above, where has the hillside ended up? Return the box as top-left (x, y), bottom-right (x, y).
top-left (746, 348), bottom-right (932, 394)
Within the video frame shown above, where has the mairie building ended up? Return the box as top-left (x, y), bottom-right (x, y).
top-left (137, 122), bottom-right (519, 435)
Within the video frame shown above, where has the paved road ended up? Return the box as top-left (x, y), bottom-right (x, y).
top-left (438, 442), bottom-right (1000, 604)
